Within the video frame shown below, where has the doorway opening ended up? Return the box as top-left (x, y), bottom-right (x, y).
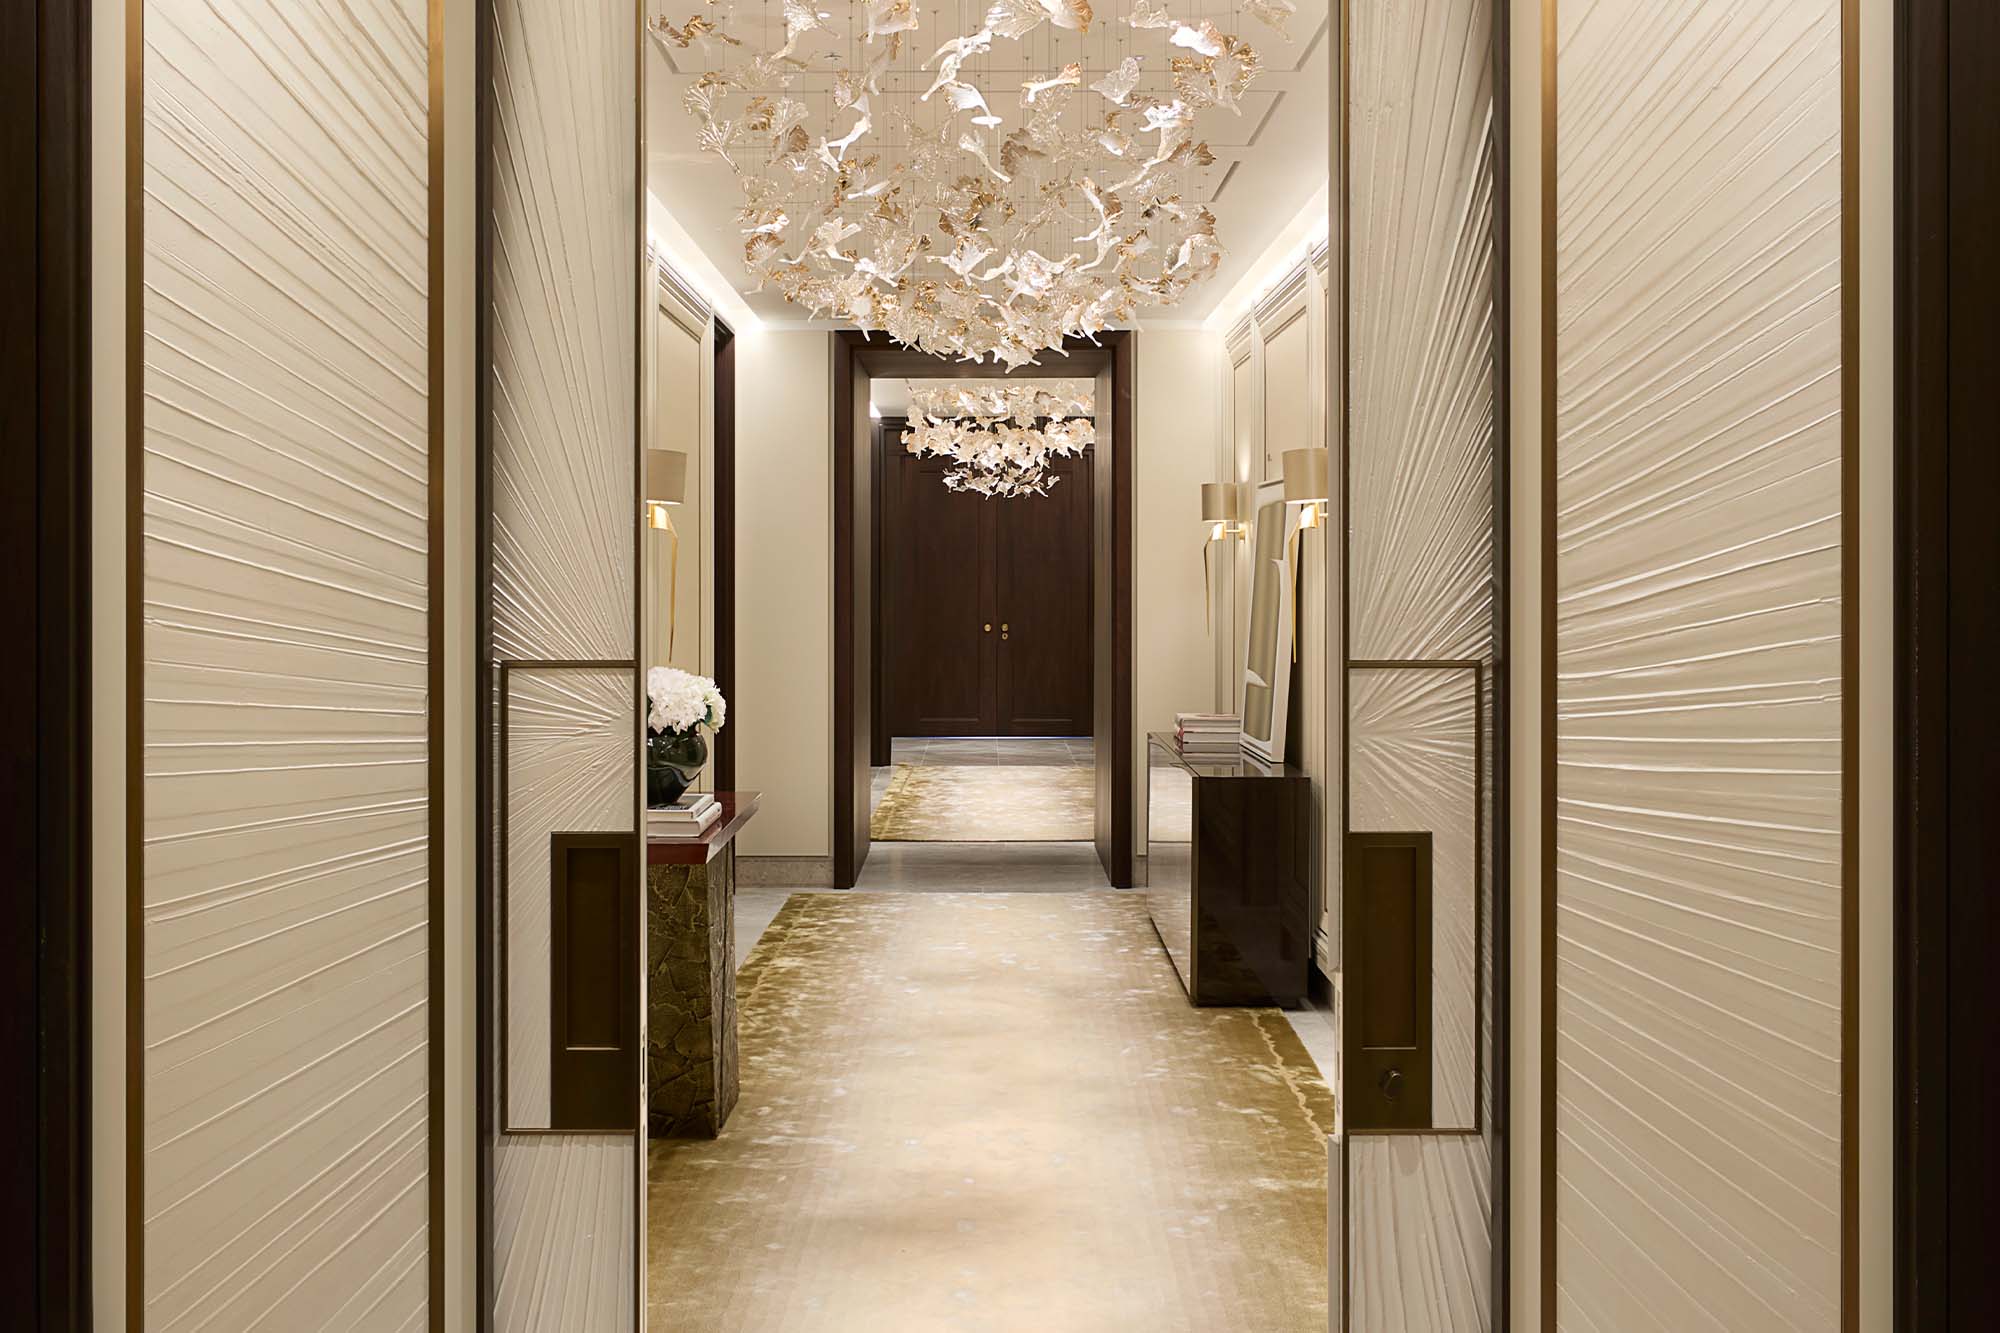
top-left (832, 334), bottom-right (1136, 888)
top-left (868, 377), bottom-right (1098, 847)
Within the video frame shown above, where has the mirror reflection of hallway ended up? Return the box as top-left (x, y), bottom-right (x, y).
top-left (868, 378), bottom-right (1099, 850)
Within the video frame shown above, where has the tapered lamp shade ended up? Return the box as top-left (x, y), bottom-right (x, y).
top-left (1200, 481), bottom-right (1242, 525)
top-left (647, 448), bottom-right (688, 506)
top-left (1281, 447), bottom-right (1329, 506)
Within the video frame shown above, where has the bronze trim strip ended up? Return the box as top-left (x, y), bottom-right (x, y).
top-left (426, 0), bottom-right (446, 1324)
top-left (474, 0), bottom-right (494, 1318)
top-left (1538, 0), bottom-right (1558, 1325)
top-left (1336, 0), bottom-right (1351, 1321)
top-left (124, 0), bottom-right (145, 1324)
top-left (1839, 0), bottom-right (1859, 1325)
top-left (631, 2), bottom-right (648, 1321)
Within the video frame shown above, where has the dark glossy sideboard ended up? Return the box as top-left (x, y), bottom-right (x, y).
top-left (1144, 733), bottom-right (1312, 1006)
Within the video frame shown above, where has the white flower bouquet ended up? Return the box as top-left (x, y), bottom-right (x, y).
top-left (647, 665), bottom-right (726, 737)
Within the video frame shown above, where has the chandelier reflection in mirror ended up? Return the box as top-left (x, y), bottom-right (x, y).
top-left (651, 0), bottom-right (1295, 367)
top-left (902, 380), bottom-right (1095, 496)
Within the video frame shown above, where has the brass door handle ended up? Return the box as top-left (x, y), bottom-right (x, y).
top-left (984, 623), bottom-right (992, 632)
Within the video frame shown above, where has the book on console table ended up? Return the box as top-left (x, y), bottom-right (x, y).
top-left (1174, 711), bottom-right (1242, 755)
top-left (648, 794), bottom-right (720, 837)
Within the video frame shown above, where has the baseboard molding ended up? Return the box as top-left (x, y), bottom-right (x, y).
top-left (736, 855), bottom-right (836, 887)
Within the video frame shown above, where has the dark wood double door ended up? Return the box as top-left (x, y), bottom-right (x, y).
top-left (879, 434), bottom-right (1093, 737)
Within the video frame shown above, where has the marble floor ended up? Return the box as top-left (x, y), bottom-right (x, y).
top-left (869, 736), bottom-right (1094, 836)
top-left (650, 891), bottom-right (1334, 1331)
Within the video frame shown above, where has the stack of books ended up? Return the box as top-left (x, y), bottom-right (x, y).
top-left (648, 792), bottom-right (721, 838)
top-left (1174, 712), bottom-right (1242, 758)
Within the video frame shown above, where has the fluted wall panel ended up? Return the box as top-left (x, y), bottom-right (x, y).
top-left (489, 0), bottom-right (637, 663)
top-left (138, 0), bottom-right (434, 1326)
top-left (1347, 0), bottom-right (1494, 663)
top-left (1342, 0), bottom-right (1497, 1326)
top-left (493, 1137), bottom-right (636, 1332)
top-left (1550, 1), bottom-right (1845, 1327)
top-left (486, 0), bottom-right (641, 1325)
top-left (1350, 1136), bottom-right (1492, 1333)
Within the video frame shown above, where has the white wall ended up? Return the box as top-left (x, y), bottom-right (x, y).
top-left (1135, 329), bottom-right (1225, 837)
top-left (733, 330), bottom-right (833, 857)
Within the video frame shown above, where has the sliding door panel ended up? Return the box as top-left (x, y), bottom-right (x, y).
top-left (134, 1), bottom-right (441, 1325)
top-left (1548, 0), bottom-right (1848, 1325)
top-left (1342, 0), bottom-right (1498, 1326)
top-left (484, 0), bottom-right (641, 1327)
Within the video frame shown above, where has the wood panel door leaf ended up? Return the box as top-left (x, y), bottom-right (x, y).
top-left (882, 450), bottom-right (1092, 737)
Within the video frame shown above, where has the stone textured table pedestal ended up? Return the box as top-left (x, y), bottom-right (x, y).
top-left (647, 848), bottom-right (737, 1137)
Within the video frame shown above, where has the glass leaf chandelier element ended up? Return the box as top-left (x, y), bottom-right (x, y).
top-left (652, 1), bottom-right (1264, 367)
top-left (902, 380), bottom-right (1096, 496)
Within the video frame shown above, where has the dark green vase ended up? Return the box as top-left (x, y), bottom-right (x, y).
top-left (646, 727), bottom-right (708, 808)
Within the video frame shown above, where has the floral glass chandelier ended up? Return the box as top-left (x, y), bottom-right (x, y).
top-left (902, 380), bottom-right (1095, 496)
top-left (651, 0), bottom-right (1294, 367)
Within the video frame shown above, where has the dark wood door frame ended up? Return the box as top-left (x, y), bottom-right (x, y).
top-left (713, 317), bottom-right (738, 791)
top-left (832, 331), bottom-right (1134, 889)
top-left (5, 0), bottom-right (92, 1325)
top-left (1895, 0), bottom-right (2000, 1326)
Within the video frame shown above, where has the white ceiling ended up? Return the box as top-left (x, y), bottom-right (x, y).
top-left (644, 0), bottom-right (1330, 327)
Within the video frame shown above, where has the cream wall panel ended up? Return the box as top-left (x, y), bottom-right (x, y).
top-left (489, 0), bottom-right (636, 664)
top-left (1551, 0), bottom-right (1844, 1326)
top-left (734, 330), bottom-right (833, 857)
top-left (138, 0), bottom-right (435, 1326)
top-left (1135, 330), bottom-right (1223, 847)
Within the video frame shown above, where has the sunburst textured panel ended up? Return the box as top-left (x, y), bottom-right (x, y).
top-left (1343, 0), bottom-right (1496, 1326)
top-left (1552, 0), bottom-right (1843, 1327)
top-left (1347, 0), bottom-right (1494, 662)
top-left (1350, 1135), bottom-right (1491, 1332)
top-left (490, 0), bottom-right (637, 662)
top-left (140, 0), bottom-right (432, 1325)
top-left (1350, 668), bottom-right (1479, 1129)
top-left (504, 670), bottom-right (634, 1128)
top-left (494, 1136), bottom-right (636, 1332)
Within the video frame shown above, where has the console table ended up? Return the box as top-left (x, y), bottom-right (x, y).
top-left (646, 791), bottom-right (759, 1138)
top-left (1145, 734), bottom-right (1310, 1006)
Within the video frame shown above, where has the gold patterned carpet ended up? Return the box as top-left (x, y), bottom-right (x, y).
top-left (870, 763), bottom-right (1097, 841)
top-left (646, 892), bottom-right (1334, 1332)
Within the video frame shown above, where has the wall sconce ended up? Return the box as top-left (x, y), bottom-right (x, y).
top-left (1282, 447), bottom-right (1330, 530)
top-left (1280, 448), bottom-right (1329, 664)
top-left (1201, 481), bottom-right (1247, 542)
top-left (646, 448), bottom-right (687, 530)
top-left (1200, 482), bottom-right (1247, 631)
top-left (646, 449), bottom-right (688, 655)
